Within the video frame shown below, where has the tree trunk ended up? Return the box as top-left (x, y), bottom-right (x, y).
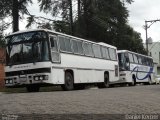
top-left (12, 0), bottom-right (19, 32)
top-left (83, 0), bottom-right (89, 38)
top-left (68, 0), bottom-right (74, 35)
top-left (78, 0), bottom-right (81, 18)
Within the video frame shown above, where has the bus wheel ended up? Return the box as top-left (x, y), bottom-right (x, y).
top-left (129, 77), bottom-right (136, 86)
top-left (26, 85), bottom-right (40, 92)
top-left (62, 72), bottom-right (74, 91)
top-left (98, 74), bottom-right (109, 88)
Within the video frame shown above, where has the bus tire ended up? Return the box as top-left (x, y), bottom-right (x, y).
top-left (129, 77), bottom-right (136, 86)
top-left (98, 74), bottom-right (109, 88)
top-left (62, 72), bottom-right (74, 91)
top-left (26, 85), bottom-right (40, 92)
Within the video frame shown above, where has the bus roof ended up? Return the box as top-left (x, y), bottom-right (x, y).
top-left (117, 50), bottom-right (152, 59)
top-left (98, 42), bottom-right (117, 49)
top-left (6, 29), bottom-right (117, 49)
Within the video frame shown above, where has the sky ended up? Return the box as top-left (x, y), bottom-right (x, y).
top-left (4, 0), bottom-right (160, 43)
top-left (127, 0), bottom-right (160, 43)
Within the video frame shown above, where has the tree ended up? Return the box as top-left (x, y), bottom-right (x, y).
top-left (27, 0), bottom-right (147, 55)
top-left (38, 0), bottom-right (74, 35)
top-left (12, 0), bottom-right (19, 32)
top-left (116, 24), bottom-right (146, 54)
top-left (75, 0), bottom-right (128, 40)
top-left (0, 33), bottom-right (5, 48)
top-left (27, 0), bottom-right (146, 54)
top-left (0, 0), bottom-right (33, 32)
top-left (125, 0), bottom-right (134, 4)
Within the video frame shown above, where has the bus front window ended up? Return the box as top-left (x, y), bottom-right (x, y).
top-left (6, 31), bottom-right (50, 65)
top-left (118, 53), bottom-right (130, 71)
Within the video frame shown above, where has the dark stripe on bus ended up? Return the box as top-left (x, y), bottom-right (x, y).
top-left (5, 68), bottom-right (51, 76)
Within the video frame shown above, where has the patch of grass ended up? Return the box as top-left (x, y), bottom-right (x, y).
top-left (0, 86), bottom-right (62, 93)
top-left (0, 87), bottom-right (27, 93)
top-left (40, 86), bottom-right (62, 92)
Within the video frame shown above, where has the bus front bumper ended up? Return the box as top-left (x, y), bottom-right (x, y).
top-left (5, 73), bottom-right (50, 87)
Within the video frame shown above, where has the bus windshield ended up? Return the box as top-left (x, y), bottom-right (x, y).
top-left (6, 31), bottom-right (50, 65)
top-left (118, 53), bottom-right (130, 71)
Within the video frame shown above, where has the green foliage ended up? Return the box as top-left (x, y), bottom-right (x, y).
top-left (0, 0), bottom-right (145, 55)
top-left (0, 34), bottom-right (6, 48)
top-left (53, 21), bottom-right (70, 34)
top-left (38, 0), bottom-right (70, 21)
top-left (125, 0), bottom-right (134, 4)
top-left (116, 24), bottom-right (147, 54)
top-left (37, 0), bottom-right (146, 54)
top-left (26, 15), bottom-right (35, 28)
top-left (0, 0), bottom-right (12, 18)
top-left (0, 0), bottom-right (33, 32)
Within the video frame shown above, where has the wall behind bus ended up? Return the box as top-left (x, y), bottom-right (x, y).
top-left (0, 48), bottom-right (5, 88)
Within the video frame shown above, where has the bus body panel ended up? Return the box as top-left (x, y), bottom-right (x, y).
top-left (130, 63), bottom-right (153, 83)
top-left (4, 29), bottom-right (119, 88)
top-left (51, 53), bottom-right (119, 84)
top-left (118, 50), bottom-right (154, 84)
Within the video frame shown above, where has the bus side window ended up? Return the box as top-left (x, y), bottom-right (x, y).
top-left (133, 54), bottom-right (138, 64)
top-left (101, 47), bottom-right (107, 59)
top-left (109, 48), bottom-right (117, 60)
top-left (83, 42), bottom-right (94, 57)
top-left (72, 40), bottom-right (79, 54)
top-left (138, 56), bottom-right (142, 64)
top-left (77, 41), bottom-right (84, 55)
top-left (65, 37), bottom-right (72, 52)
top-left (72, 40), bottom-right (84, 55)
top-left (50, 36), bottom-right (58, 52)
top-left (142, 57), bottom-right (147, 65)
top-left (92, 44), bottom-right (102, 58)
top-left (128, 53), bottom-right (134, 63)
top-left (146, 58), bottom-right (149, 66)
top-left (59, 36), bottom-right (66, 51)
top-left (148, 58), bottom-right (153, 67)
top-left (101, 47), bottom-right (110, 60)
top-left (50, 36), bottom-right (60, 63)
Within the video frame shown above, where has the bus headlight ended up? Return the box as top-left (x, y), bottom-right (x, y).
top-left (34, 76), bottom-right (39, 81)
top-left (5, 80), bottom-right (9, 84)
top-left (9, 79), bottom-right (13, 84)
top-left (5, 79), bottom-right (13, 84)
top-left (34, 75), bottom-right (49, 81)
top-left (39, 76), bottom-right (43, 80)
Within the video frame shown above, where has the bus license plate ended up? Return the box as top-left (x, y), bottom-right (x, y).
top-left (19, 75), bottom-right (27, 82)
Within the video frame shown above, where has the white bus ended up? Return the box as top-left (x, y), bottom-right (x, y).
top-left (5, 29), bottom-right (119, 92)
top-left (117, 50), bottom-right (154, 86)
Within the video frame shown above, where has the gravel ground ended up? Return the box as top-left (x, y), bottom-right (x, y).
top-left (0, 85), bottom-right (160, 119)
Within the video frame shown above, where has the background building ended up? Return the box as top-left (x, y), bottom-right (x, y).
top-left (144, 40), bottom-right (160, 75)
